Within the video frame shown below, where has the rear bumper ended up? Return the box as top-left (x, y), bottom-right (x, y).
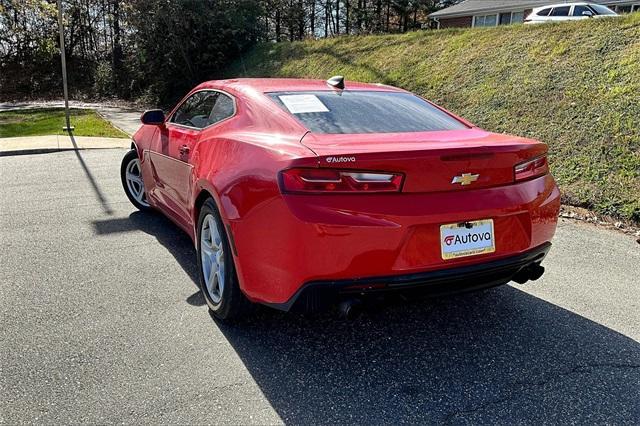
top-left (231, 174), bottom-right (560, 305)
top-left (266, 242), bottom-right (552, 312)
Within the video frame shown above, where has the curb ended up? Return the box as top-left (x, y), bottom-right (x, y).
top-left (0, 146), bottom-right (129, 157)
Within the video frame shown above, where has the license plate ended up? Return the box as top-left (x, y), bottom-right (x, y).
top-left (440, 219), bottom-right (495, 260)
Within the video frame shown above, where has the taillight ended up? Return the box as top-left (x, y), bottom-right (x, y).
top-left (514, 155), bottom-right (549, 181)
top-left (280, 168), bottom-right (404, 194)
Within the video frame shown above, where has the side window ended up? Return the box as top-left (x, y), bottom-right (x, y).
top-left (512, 11), bottom-right (524, 23)
top-left (171, 91), bottom-right (218, 128)
top-left (209, 93), bottom-right (235, 124)
top-left (498, 12), bottom-right (511, 25)
top-left (474, 14), bottom-right (497, 27)
top-left (573, 5), bottom-right (591, 16)
top-left (537, 8), bottom-right (552, 16)
top-left (550, 6), bottom-right (570, 16)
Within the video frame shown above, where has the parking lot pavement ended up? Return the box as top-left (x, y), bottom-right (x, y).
top-left (1, 149), bottom-right (638, 425)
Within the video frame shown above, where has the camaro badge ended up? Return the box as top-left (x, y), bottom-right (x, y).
top-left (451, 173), bottom-right (480, 185)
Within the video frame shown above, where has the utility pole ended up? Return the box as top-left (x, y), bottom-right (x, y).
top-left (56, 0), bottom-right (74, 132)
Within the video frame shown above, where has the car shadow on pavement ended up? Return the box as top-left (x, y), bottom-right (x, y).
top-left (93, 211), bottom-right (205, 306)
top-left (95, 210), bottom-right (640, 423)
top-left (215, 286), bottom-right (640, 424)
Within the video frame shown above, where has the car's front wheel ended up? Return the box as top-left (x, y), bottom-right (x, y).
top-left (121, 149), bottom-right (150, 211)
top-left (197, 198), bottom-right (251, 320)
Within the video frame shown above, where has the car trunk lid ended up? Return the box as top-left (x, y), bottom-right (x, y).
top-left (300, 129), bottom-right (547, 192)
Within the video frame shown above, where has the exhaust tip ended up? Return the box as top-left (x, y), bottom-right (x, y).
top-left (529, 264), bottom-right (545, 281)
top-left (338, 298), bottom-right (363, 319)
top-left (513, 263), bottom-right (545, 284)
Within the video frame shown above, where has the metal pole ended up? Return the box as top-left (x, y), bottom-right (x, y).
top-left (56, 0), bottom-right (74, 132)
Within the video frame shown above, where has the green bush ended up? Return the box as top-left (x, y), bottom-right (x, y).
top-left (93, 61), bottom-right (115, 98)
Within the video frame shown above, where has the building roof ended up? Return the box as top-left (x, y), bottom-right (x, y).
top-left (429, 0), bottom-right (629, 18)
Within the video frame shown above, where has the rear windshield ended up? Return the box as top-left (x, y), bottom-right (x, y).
top-left (268, 91), bottom-right (468, 134)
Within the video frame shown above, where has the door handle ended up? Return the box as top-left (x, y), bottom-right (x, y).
top-left (179, 145), bottom-right (190, 155)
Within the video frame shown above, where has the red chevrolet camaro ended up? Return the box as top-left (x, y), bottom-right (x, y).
top-left (121, 77), bottom-right (560, 320)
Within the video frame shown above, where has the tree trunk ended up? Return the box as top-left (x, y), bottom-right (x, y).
top-left (345, 0), bottom-right (349, 34)
top-left (324, 0), bottom-right (329, 36)
top-left (335, 0), bottom-right (340, 35)
top-left (112, 0), bottom-right (123, 92)
top-left (310, 0), bottom-right (316, 38)
top-left (288, 0), bottom-right (295, 41)
top-left (102, 0), bottom-right (109, 55)
top-left (298, 0), bottom-right (305, 39)
top-left (385, 1), bottom-right (390, 32)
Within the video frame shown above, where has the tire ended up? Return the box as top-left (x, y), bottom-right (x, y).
top-left (197, 198), bottom-right (252, 320)
top-left (121, 149), bottom-right (151, 211)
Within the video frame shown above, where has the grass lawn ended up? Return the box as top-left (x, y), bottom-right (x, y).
top-left (0, 108), bottom-right (129, 138)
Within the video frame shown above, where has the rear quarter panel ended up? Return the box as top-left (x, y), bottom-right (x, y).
top-left (191, 130), bottom-right (319, 301)
top-left (190, 85), bottom-right (315, 224)
top-left (185, 87), bottom-right (319, 300)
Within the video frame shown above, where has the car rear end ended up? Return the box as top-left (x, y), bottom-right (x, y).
top-left (234, 86), bottom-right (560, 311)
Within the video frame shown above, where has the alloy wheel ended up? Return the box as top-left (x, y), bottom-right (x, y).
top-left (200, 214), bottom-right (225, 304)
top-left (125, 158), bottom-right (149, 207)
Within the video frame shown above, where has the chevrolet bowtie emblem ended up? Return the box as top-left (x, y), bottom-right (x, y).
top-left (451, 173), bottom-right (480, 185)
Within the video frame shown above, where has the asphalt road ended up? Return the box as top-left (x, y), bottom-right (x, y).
top-left (1, 149), bottom-right (638, 424)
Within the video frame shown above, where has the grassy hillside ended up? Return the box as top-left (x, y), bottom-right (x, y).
top-left (231, 15), bottom-right (640, 222)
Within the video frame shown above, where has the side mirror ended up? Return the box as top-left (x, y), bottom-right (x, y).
top-left (141, 109), bottom-right (165, 125)
top-left (582, 10), bottom-right (594, 17)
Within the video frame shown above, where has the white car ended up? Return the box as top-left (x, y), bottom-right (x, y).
top-left (525, 2), bottom-right (618, 23)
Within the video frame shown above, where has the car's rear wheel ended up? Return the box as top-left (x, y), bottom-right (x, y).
top-left (197, 198), bottom-right (251, 320)
top-left (121, 149), bottom-right (150, 210)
